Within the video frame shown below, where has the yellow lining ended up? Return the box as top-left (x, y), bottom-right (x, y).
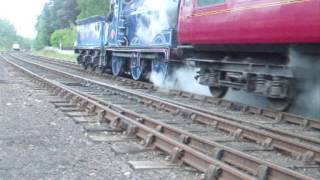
top-left (192, 0), bottom-right (308, 17)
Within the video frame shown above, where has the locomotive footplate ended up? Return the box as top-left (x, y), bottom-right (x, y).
top-left (191, 59), bottom-right (299, 99)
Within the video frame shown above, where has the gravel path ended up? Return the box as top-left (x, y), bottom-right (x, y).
top-left (0, 60), bottom-right (199, 179)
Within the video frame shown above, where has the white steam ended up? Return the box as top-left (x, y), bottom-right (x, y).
top-left (150, 66), bottom-right (270, 107)
top-left (288, 49), bottom-right (320, 118)
top-left (224, 90), bottom-right (270, 108)
top-left (134, 0), bottom-right (179, 44)
top-left (150, 67), bottom-right (211, 96)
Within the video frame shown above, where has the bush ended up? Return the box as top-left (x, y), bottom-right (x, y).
top-left (50, 27), bottom-right (76, 49)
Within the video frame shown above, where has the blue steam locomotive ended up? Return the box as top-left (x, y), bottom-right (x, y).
top-left (75, 0), bottom-right (179, 80)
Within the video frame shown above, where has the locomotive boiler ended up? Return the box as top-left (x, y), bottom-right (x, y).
top-left (75, 0), bottom-right (320, 111)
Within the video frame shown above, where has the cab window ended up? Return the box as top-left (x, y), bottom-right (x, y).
top-left (198, 0), bottom-right (225, 6)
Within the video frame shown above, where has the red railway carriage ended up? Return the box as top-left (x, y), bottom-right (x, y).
top-left (175, 0), bottom-right (320, 110)
top-left (178, 0), bottom-right (320, 44)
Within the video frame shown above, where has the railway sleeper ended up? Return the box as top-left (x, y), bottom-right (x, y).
top-left (4, 54), bottom-right (316, 179)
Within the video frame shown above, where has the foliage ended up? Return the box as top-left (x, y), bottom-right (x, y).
top-left (33, 49), bottom-right (77, 62)
top-left (50, 27), bottom-right (76, 49)
top-left (34, 0), bottom-right (109, 50)
top-left (34, 0), bottom-right (80, 49)
top-left (77, 0), bottom-right (109, 19)
top-left (0, 18), bottom-right (32, 50)
top-left (0, 18), bottom-right (17, 49)
top-left (16, 36), bottom-right (32, 50)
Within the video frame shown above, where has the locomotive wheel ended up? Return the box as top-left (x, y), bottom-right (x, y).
top-left (151, 36), bottom-right (169, 79)
top-left (89, 56), bottom-right (100, 72)
top-left (112, 56), bottom-right (125, 76)
top-left (77, 55), bottom-right (83, 64)
top-left (130, 55), bottom-right (145, 81)
top-left (209, 86), bottom-right (228, 98)
top-left (92, 65), bottom-right (98, 72)
top-left (268, 98), bottom-right (292, 111)
top-left (88, 64), bottom-right (96, 72)
top-left (82, 55), bottom-right (91, 70)
top-left (81, 61), bottom-right (89, 70)
top-left (152, 55), bottom-right (168, 77)
top-left (96, 66), bottom-right (106, 74)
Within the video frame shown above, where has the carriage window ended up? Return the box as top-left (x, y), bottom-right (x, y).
top-left (198, 0), bottom-right (225, 6)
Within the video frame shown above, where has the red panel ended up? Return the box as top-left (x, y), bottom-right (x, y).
top-left (178, 0), bottom-right (320, 45)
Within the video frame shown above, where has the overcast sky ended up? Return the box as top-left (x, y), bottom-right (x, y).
top-left (0, 0), bottom-right (48, 38)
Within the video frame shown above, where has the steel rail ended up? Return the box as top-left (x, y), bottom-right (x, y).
top-left (22, 53), bottom-right (320, 132)
top-left (144, 92), bottom-right (320, 146)
top-left (2, 54), bottom-right (316, 179)
top-left (1, 54), bottom-right (255, 180)
top-left (9, 53), bottom-right (320, 165)
top-left (21, 53), bottom-right (154, 89)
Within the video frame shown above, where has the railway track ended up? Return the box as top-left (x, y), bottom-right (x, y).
top-left (21, 53), bottom-right (320, 128)
top-left (2, 53), bottom-right (320, 179)
top-left (18, 53), bottom-right (320, 145)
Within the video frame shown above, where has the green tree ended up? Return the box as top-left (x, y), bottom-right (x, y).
top-left (50, 27), bottom-right (76, 49)
top-left (77, 0), bottom-right (109, 19)
top-left (35, 0), bottom-right (109, 49)
top-left (16, 36), bottom-right (32, 50)
top-left (51, 0), bottom-right (80, 28)
top-left (34, 2), bottom-right (55, 49)
top-left (0, 18), bottom-right (32, 50)
top-left (0, 18), bottom-right (17, 49)
top-left (34, 0), bottom-right (80, 49)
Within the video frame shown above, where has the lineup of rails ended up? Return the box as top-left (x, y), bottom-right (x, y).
top-left (1, 52), bottom-right (320, 179)
top-left (22, 53), bottom-right (320, 124)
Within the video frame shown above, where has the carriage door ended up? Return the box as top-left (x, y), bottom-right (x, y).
top-left (192, 0), bottom-right (227, 43)
top-left (178, 0), bottom-right (195, 44)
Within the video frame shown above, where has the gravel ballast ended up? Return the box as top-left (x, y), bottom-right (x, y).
top-left (0, 59), bottom-right (199, 179)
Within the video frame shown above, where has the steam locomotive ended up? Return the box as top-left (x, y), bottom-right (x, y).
top-left (75, 0), bottom-right (320, 111)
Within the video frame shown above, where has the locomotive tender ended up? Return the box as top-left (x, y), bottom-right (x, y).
top-left (75, 0), bottom-right (320, 110)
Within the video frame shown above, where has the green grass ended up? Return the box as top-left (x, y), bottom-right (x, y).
top-left (0, 47), bottom-right (6, 52)
top-left (32, 49), bottom-right (77, 63)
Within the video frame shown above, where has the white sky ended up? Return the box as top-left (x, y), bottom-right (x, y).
top-left (0, 0), bottom-right (48, 38)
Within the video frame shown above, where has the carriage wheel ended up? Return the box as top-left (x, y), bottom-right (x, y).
top-left (268, 98), bottom-right (292, 111)
top-left (209, 86), bottom-right (228, 98)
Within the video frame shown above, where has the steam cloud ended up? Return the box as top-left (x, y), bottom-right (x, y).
top-left (288, 49), bottom-right (320, 118)
top-left (150, 66), bottom-right (212, 96)
top-left (134, 0), bottom-right (179, 44)
top-left (151, 50), bottom-right (320, 119)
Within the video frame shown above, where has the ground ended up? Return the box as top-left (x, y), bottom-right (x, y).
top-left (32, 49), bottom-right (77, 62)
top-left (0, 59), bottom-right (199, 179)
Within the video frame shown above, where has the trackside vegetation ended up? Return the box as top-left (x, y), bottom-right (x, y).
top-left (34, 0), bottom-right (110, 50)
top-left (0, 18), bottom-right (31, 50)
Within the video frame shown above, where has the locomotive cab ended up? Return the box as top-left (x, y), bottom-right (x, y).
top-left (107, 0), bottom-right (179, 47)
top-left (105, 0), bottom-right (181, 80)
